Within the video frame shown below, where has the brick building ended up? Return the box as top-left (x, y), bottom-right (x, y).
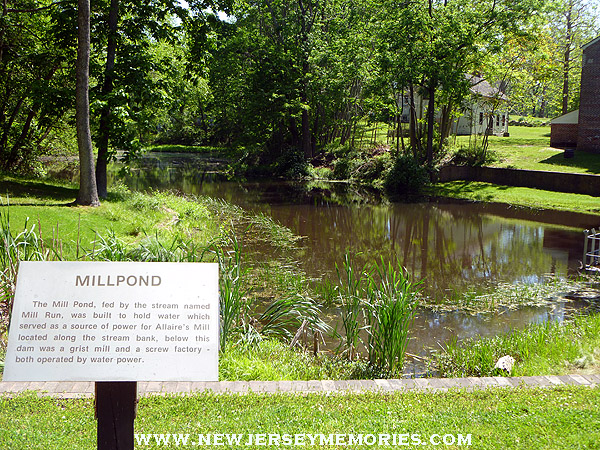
top-left (550, 110), bottom-right (578, 147)
top-left (551, 36), bottom-right (600, 152)
top-left (577, 36), bottom-right (600, 151)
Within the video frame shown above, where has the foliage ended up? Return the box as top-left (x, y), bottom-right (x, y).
top-left (334, 254), bottom-right (420, 376)
top-left (383, 155), bottom-right (430, 195)
top-left (0, 1), bottom-right (76, 173)
top-left (232, 145), bottom-right (310, 179)
top-left (450, 144), bottom-right (498, 167)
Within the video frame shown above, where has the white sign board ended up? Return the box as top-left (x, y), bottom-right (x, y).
top-left (4, 261), bottom-right (219, 382)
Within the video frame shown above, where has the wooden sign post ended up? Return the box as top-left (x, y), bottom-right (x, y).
top-left (4, 261), bottom-right (219, 450)
top-left (96, 381), bottom-right (138, 450)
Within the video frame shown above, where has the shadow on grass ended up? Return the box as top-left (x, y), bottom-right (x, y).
top-left (0, 177), bottom-right (78, 204)
top-left (431, 181), bottom-right (509, 202)
top-left (539, 152), bottom-right (600, 174)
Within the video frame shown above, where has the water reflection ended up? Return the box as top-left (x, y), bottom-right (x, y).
top-left (110, 156), bottom-right (600, 371)
top-left (110, 157), bottom-right (597, 300)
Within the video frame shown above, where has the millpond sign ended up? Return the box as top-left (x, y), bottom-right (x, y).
top-left (4, 261), bottom-right (219, 382)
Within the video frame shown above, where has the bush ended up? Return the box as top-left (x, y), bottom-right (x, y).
top-left (383, 155), bottom-right (429, 194)
top-left (451, 145), bottom-right (497, 167)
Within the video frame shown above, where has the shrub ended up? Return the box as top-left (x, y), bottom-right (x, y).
top-left (383, 155), bottom-right (429, 194)
top-left (451, 145), bottom-right (497, 167)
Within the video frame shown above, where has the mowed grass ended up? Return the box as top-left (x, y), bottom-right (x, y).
top-left (476, 126), bottom-right (600, 174)
top-left (428, 181), bottom-right (600, 214)
top-left (1, 387), bottom-right (599, 449)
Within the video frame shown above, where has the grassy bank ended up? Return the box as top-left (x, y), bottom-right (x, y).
top-left (455, 125), bottom-right (600, 174)
top-left (428, 181), bottom-right (600, 214)
top-left (483, 126), bottom-right (600, 174)
top-left (432, 312), bottom-right (600, 378)
top-left (433, 126), bottom-right (600, 214)
top-left (1, 387), bottom-right (599, 449)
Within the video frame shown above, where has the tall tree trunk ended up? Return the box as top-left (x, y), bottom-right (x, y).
top-left (0, 95), bottom-right (25, 166)
top-left (301, 61), bottom-right (311, 159)
top-left (408, 84), bottom-right (418, 157)
top-left (96, 0), bottom-right (119, 199)
top-left (562, 4), bottom-right (573, 115)
top-left (425, 81), bottom-right (436, 166)
top-left (75, 0), bottom-right (100, 206)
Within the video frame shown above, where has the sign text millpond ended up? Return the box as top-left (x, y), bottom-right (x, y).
top-left (4, 261), bottom-right (219, 381)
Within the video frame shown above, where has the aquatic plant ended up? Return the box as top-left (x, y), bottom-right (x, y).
top-left (210, 235), bottom-right (248, 349)
top-left (334, 254), bottom-right (420, 375)
top-left (253, 295), bottom-right (329, 343)
top-left (364, 259), bottom-right (419, 375)
top-left (335, 254), bottom-right (367, 361)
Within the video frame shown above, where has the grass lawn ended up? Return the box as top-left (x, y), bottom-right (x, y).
top-left (428, 181), bottom-right (600, 214)
top-left (456, 126), bottom-right (600, 174)
top-left (0, 175), bottom-right (220, 258)
top-left (1, 387), bottom-right (599, 449)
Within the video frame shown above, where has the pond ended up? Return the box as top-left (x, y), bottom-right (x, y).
top-left (110, 153), bottom-right (599, 374)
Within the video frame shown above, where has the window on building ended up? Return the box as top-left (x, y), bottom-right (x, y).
top-left (496, 115), bottom-right (500, 126)
top-left (502, 114), bottom-right (506, 126)
top-left (479, 112), bottom-right (484, 125)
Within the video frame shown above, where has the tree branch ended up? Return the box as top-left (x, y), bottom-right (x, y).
top-left (7, 1), bottom-right (67, 13)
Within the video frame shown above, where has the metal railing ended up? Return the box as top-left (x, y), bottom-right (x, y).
top-left (583, 228), bottom-right (600, 271)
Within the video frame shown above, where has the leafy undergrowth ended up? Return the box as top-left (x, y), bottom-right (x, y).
top-left (1, 387), bottom-right (599, 449)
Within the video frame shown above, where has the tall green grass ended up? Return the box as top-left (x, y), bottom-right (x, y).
top-left (0, 202), bottom-right (325, 359)
top-left (333, 254), bottom-right (420, 376)
top-left (212, 236), bottom-right (248, 348)
top-left (364, 259), bottom-right (420, 375)
top-left (431, 312), bottom-right (600, 377)
top-left (335, 254), bottom-right (365, 361)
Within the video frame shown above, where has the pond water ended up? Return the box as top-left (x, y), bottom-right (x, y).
top-left (110, 154), bottom-right (599, 374)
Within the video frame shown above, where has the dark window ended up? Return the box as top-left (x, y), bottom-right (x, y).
top-left (496, 115), bottom-right (500, 126)
top-left (479, 112), bottom-right (484, 125)
top-left (502, 114), bottom-right (506, 126)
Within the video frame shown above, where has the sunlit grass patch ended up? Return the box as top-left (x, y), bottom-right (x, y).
top-left (2, 387), bottom-right (600, 449)
top-left (428, 181), bottom-right (600, 214)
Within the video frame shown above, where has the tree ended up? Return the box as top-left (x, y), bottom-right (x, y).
top-left (91, 0), bottom-right (188, 198)
top-left (376, 0), bottom-right (544, 165)
top-left (75, 0), bottom-right (100, 206)
top-left (550, 0), bottom-right (598, 115)
top-left (0, 1), bottom-right (75, 172)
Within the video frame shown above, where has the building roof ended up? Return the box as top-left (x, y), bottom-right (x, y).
top-left (551, 109), bottom-right (579, 124)
top-left (468, 75), bottom-right (508, 101)
top-left (582, 36), bottom-right (600, 51)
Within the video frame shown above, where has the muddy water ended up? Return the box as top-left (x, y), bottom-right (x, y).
top-left (111, 156), bottom-right (599, 373)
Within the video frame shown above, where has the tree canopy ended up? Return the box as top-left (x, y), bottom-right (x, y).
top-left (0, 0), bottom-right (598, 181)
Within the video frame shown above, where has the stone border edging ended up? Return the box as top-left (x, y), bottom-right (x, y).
top-left (0, 375), bottom-right (598, 399)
